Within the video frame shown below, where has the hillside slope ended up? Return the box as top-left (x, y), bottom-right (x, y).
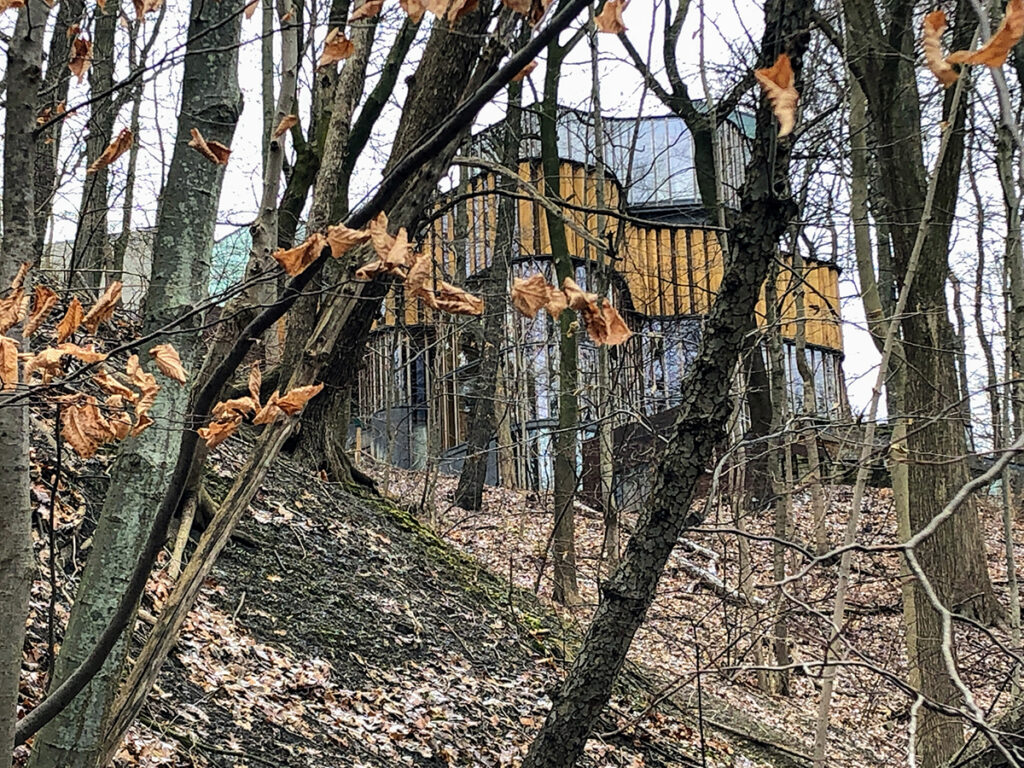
top-left (22, 432), bottom-right (821, 768)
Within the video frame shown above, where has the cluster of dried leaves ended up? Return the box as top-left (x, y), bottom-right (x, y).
top-left (0, 266), bottom-right (191, 458)
top-left (197, 362), bottom-right (324, 448)
top-left (276, 211), bottom-right (485, 316)
top-left (511, 272), bottom-right (631, 346)
top-left (924, 0), bottom-right (1024, 86)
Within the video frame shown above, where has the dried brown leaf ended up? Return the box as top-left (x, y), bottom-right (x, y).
top-left (56, 296), bottom-right (84, 343)
top-left (511, 273), bottom-right (550, 318)
top-left (94, 369), bottom-right (136, 400)
top-left (947, 0), bottom-right (1024, 67)
top-left (272, 113), bottom-right (298, 139)
top-left (562, 277), bottom-right (599, 311)
top-left (594, 0), bottom-right (626, 33)
top-left (0, 0), bottom-right (26, 13)
top-left (276, 382), bottom-right (324, 415)
top-left (923, 10), bottom-right (958, 87)
top-left (368, 211), bottom-right (394, 259)
top-left (432, 281), bottom-right (484, 315)
top-left (10, 262), bottom-right (31, 292)
top-left (318, 28), bottom-right (355, 68)
top-left (0, 288), bottom-right (27, 334)
top-left (326, 222), bottom-right (371, 259)
top-left (0, 337), bottom-right (18, 390)
top-left (754, 52), bottom-right (798, 138)
top-left (243, 0), bottom-right (258, 17)
top-left (252, 390), bottom-right (283, 424)
top-left (23, 285), bottom-right (59, 337)
top-left (188, 128), bottom-right (231, 165)
top-left (212, 396), bottom-right (257, 420)
top-left (62, 395), bottom-right (117, 458)
top-left (126, 354), bottom-right (160, 422)
top-left (400, 0), bottom-right (425, 22)
top-left (511, 60), bottom-right (537, 81)
top-left (69, 37), bottom-right (92, 82)
top-left (348, 0), bottom-right (382, 20)
top-left (148, 343), bottom-right (187, 384)
top-left (88, 129), bottom-right (134, 173)
top-left (198, 416), bottom-right (242, 448)
top-left (82, 280), bottom-right (122, 334)
top-left (273, 232), bottom-right (327, 276)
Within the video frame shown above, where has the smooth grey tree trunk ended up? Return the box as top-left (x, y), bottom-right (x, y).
top-left (0, 3), bottom-right (47, 765)
top-left (27, 0), bottom-right (243, 764)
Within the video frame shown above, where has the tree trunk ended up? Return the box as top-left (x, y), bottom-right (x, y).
top-left (454, 78), bottom-right (523, 511)
top-left (0, 4), bottom-right (46, 765)
top-left (26, 1), bottom-right (243, 764)
top-left (521, 1), bottom-right (812, 761)
top-left (69, 0), bottom-right (120, 295)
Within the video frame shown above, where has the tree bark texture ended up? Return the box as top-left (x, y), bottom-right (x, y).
top-left (454, 79), bottom-right (523, 511)
top-left (27, 1), bottom-right (243, 764)
top-left (521, 1), bottom-right (813, 763)
top-left (0, 4), bottom-right (46, 765)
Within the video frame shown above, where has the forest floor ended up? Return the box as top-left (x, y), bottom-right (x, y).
top-left (365, 456), bottom-right (1024, 768)
top-left (18, 428), bottom-right (829, 768)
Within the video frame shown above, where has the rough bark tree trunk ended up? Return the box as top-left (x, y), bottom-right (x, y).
top-left (521, 1), bottom-right (812, 762)
top-left (454, 78), bottom-right (523, 511)
top-left (26, 1), bottom-right (243, 764)
top-left (0, 4), bottom-right (47, 765)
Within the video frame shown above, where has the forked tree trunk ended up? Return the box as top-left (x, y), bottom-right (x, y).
top-left (0, 3), bottom-right (47, 765)
top-left (27, 1), bottom-right (243, 764)
top-left (521, 1), bottom-right (813, 762)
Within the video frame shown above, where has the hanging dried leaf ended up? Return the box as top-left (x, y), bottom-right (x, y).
top-left (443, 0), bottom-right (477, 22)
top-left (368, 211), bottom-right (394, 259)
top-left (248, 361), bottom-right (262, 407)
top-left (126, 354), bottom-right (160, 426)
top-left (188, 128), bottom-right (231, 165)
top-left (404, 252), bottom-right (433, 304)
top-left (212, 396), bottom-right (258, 420)
top-left (252, 390), bottom-right (283, 425)
top-left (432, 281), bottom-right (484, 315)
top-left (82, 280), bottom-right (122, 334)
top-left (24, 343), bottom-right (108, 383)
top-left (56, 296), bottom-right (84, 343)
top-left (754, 52), bottom-right (798, 138)
top-left (94, 369), bottom-right (136, 400)
top-left (545, 287), bottom-right (568, 319)
top-left (562, 277), bottom-right (599, 311)
top-left (131, 0), bottom-right (162, 20)
top-left (349, 0), bottom-right (383, 20)
top-left (319, 28), bottom-right (355, 68)
top-left (356, 226), bottom-right (409, 280)
top-left (23, 285), bottom-right (59, 337)
top-left (198, 416), bottom-right (242, 448)
top-left (62, 396), bottom-right (117, 458)
top-left (10, 262), bottom-right (31, 292)
top-left (107, 403), bottom-right (133, 440)
top-left (511, 273), bottom-right (550, 318)
top-left (400, 0), bottom-right (425, 22)
top-left (0, 289), bottom-right (27, 334)
top-left (326, 222), bottom-right (371, 259)
top-left (0, 0), bottom-right (27, 13)
top-left (0, 337), bottom-right (18, 390)
top-left (272, 113), bottom-right (298, 139)
top-left (273, 232), bottom-right (327, 276)
top-left (244, 0), bottom-right (258, 17)
top-left (148, 343), bottom-right (187, 384)
top-left (69, 37), bottom-right (93, 82)
top-left (511, 60), bottom-right (537, 82)
top-left (594, 0), bottom-right (627, 33)
top-left (923, 10), bottom-right (958, 87)
top-left (276, 382), bottom-right (325, 415)
top-left (582, 301), bottom-right (632, 346)
top-left (948, 0), bottom-right (1024, 67)
top-left (87, 128), bottom-right (134, 173)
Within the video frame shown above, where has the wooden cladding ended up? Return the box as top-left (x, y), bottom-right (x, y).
top-left (380, 160), bottom-right (843, 352)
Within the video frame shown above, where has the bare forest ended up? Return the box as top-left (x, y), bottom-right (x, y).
top-left (3, 0), bottom-right (1024, 766)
